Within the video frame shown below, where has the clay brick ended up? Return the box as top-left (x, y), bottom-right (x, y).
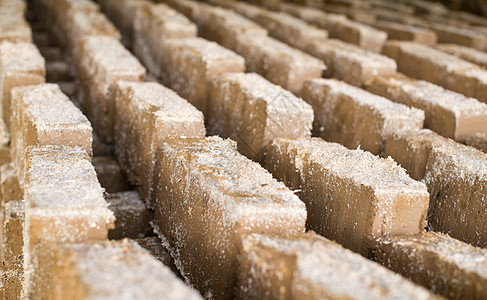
top-left (382, 41), bottom-right (487, 104)
top-left (304, 38), bottom-right (397, 87)
top-left (430, 23), bottom-right (487, 51)
top-left (39, 46), bottom-right (63, 61)
top-left (235, 35), bottom-right (324, 94)
top-left (370, 0), bottom-right (415, 15)
top-left (153, 136), bottom-right (306, 299)
top-left (373, 20), bottom-right (437, 45)
top-left (238, 233), bottom-right (437, 299)
top-left (136, 236), bottom-right (178, 273)
top-left (92, 156), bottom-right (131, 193)
top-left (451, 11), bottom-right (487, 27)
top-left (278, 2), bottom-right (387, 52)
top-left (266, 138), bottom-right (429, 255)
top-left (301, 78), bottom-right (424, 155)
top-left (159, 37), bottom-right (245, 113)
top-left (0, 146), bottom-right (9, 166)
top-left (77, 36), bottom-right (145, 142)
top-left (371, 7), bottom-right (429, 27)
top-left (365, 74), bottom-right (487, 142)
top-left (407, 0), bottom-right (449, 16)
top-left (23, 145), bottom-right (115, 297)
top-left (435, 43), bottom-right (487, 68)
top-left (112, 81), bottom-right (205, 205)
top-left (36, 240), bottom-right (202, 299)
top-left (0, 41), bottom-right (45, 126)
top-left (9, 84), bottom-right (92, 185)
top-left (0, 119), bottom-right (8, 147)
top-left (0, 7), bottom-right (32, 43)
top-left (133, 2), bottom-right (197, 77)
top-left (2, 269), bottom-right (23, 300)
top-left (0, 163), bottom-right (22, 203)
top-left (106, 191), bottom-right (153, 240)
top-left (208, 73), bottom-right (313, 161)
top-left (320, 4), bottom-right (377, 24)
top-left (466, 132), bottom-right (487, 153)
top-left (382, 129), bottom-right (487, 247)
top-left (98, 0), bottom-right (148, 47)
top-left (374, 232), bottom-right (487, 299)
top-left (3, 201), bottom-right (24, 271)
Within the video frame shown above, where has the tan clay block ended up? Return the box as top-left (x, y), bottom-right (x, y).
top-left (77, 35), bottom-right (145, 142)
top-left (320, 4), bottom-right (376, 24)
top-left (46, 61), bottom-right (72, 82)
top-left (266, 138), bottom-right (429, 255)
top-left (98, 0), bottom-right (148, 47)
top-left (430, 23), bottom-right (487, 51)
top-left (0, 118), bottom-right (8, 147)
top-left (112, 81), bottom-right (205, 205)
top-left (92, 156), bottom-right (131, 193)
top-left (106, 191), bottom-right (153, 240)
top-left (278, 2), bottom-right (387, 52)
top-left (435, 43), bottom-right (487, 68)
top-left (238, 233), bottom-right (438, 300)
top-left (208, 72), bottom-right (313, 161)
top-left (153, 136), bottom-right (306, 299)
top-left (3, 201), bottom-right (24, 272)
top-left (373, 20), bottom-right (437, 46)
top-left (375, 232), bottom-right (487, 299)
top-left (133, 2), bottom-right (197, 77)
top-left (9, 84), bottom-right (92, 185)
top-left (304, 38), bottom-right (397, 86)
top-left (36, 240), bottom-right (202, 299)
top-left (234, 34), bottom-right (324, 94)
top-left (0, 5), bottom-right (32, 43)
top-left (382, 41), bottom-right (487, 104)
top-left (366, 74), bottom-right (487, 142)
top-left (466, 132), bottom-right (487, 153)
top-left (0, 163), bottom-right (22, 203)
top-left (382, 129), bottom-right (487, 247)
top-left (159, 37), bottom-right (244, 114)
top-left (2, 269), bottom-right (23, 300)
top-left (301, 78), bottom-right (424, 155)
top-left (0, 41), bottom-right (45, 126)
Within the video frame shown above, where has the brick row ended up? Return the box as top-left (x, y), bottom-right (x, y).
top-left (167, 0), bottom-right (324, 94)
top-left (35, 240), bottom-right (202, 299)
top-left (23, 145), bottom-right (115, 297)
top-left (383, 41), bottom-right (487, 104)
top-left (366, 74), bottom-right (487, 142)
top-left (278, 2), bottom-right (387, 52)
top-left (266, 137), bottom-right (429, 256)
top-left (0, 0), bottom-right (31, 43)
top-left (383, 129), bottom-right (487, 247)
top-left (375, 232), bottom-right (487, 299)
top-left (152, 136), bottom-right (306, 299)
top-left (301, 78), bottom-right (424, 155)
top-left (372, 20), bottom-right (437, 45)
top-left (429, 23), bottom-right (487, 51)
top-left (238, 233), bottom-right (438, 299)
top-left (217, 1), bottom-right (397, 87)
top-left (435, 43), bottom-right (487, 68)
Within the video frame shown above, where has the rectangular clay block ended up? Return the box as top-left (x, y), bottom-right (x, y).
top-left (382, 41), bottom-right (487, 104)
top-left (373, 20), bottom-right (437, 46)
top-left (0, 163), bottom-right (22, 204)
top-left (112, 81), bottom-right (205, 205)
top-left (466, 132), bottom-right (487, 153)
top-left (3, 201), bottom-right (24, 300)
top-left (23, 145), bottom-right (115, 297)
top-left (106, 191), bottom-right (153, 240)
top-left (9, 84), bottom-right (92, 185)
top-left (77, 35), bottom-right (145, 142)
top-left (0, 4), bottom-right (32, 43)
top-left (435, 43), bottom-right (487, 68)
top-left (153, 136), bottom-right (306, 299)
top-left (159, 37), bottom-right (245, 114)
top-left (266, 138), bottom-right (429, 255)
top-left (278, 2), bottom-right (387, 52)
top-left (35, 240), bottom-right (202, 299)
top-left (208, 72), bottom-right (313, 161)
top-left (374, 232), bottom-right (487, 299)
top-left (304, 38), bottom-right (397, 87)
top-left (301, 78), bottom-right (424, 155)
top-left (0, 41), bottom-right (45, 126)
top-left (382, 129), bottom-right (487, 247)
top-left (133, 2), bottom-right (197, 77)
top-left (366, 74), bottom-right (487, 142)
top-left (430, 23), bottom-right (487, 51)
top-left (238, 233), bottom-right (438, 299)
